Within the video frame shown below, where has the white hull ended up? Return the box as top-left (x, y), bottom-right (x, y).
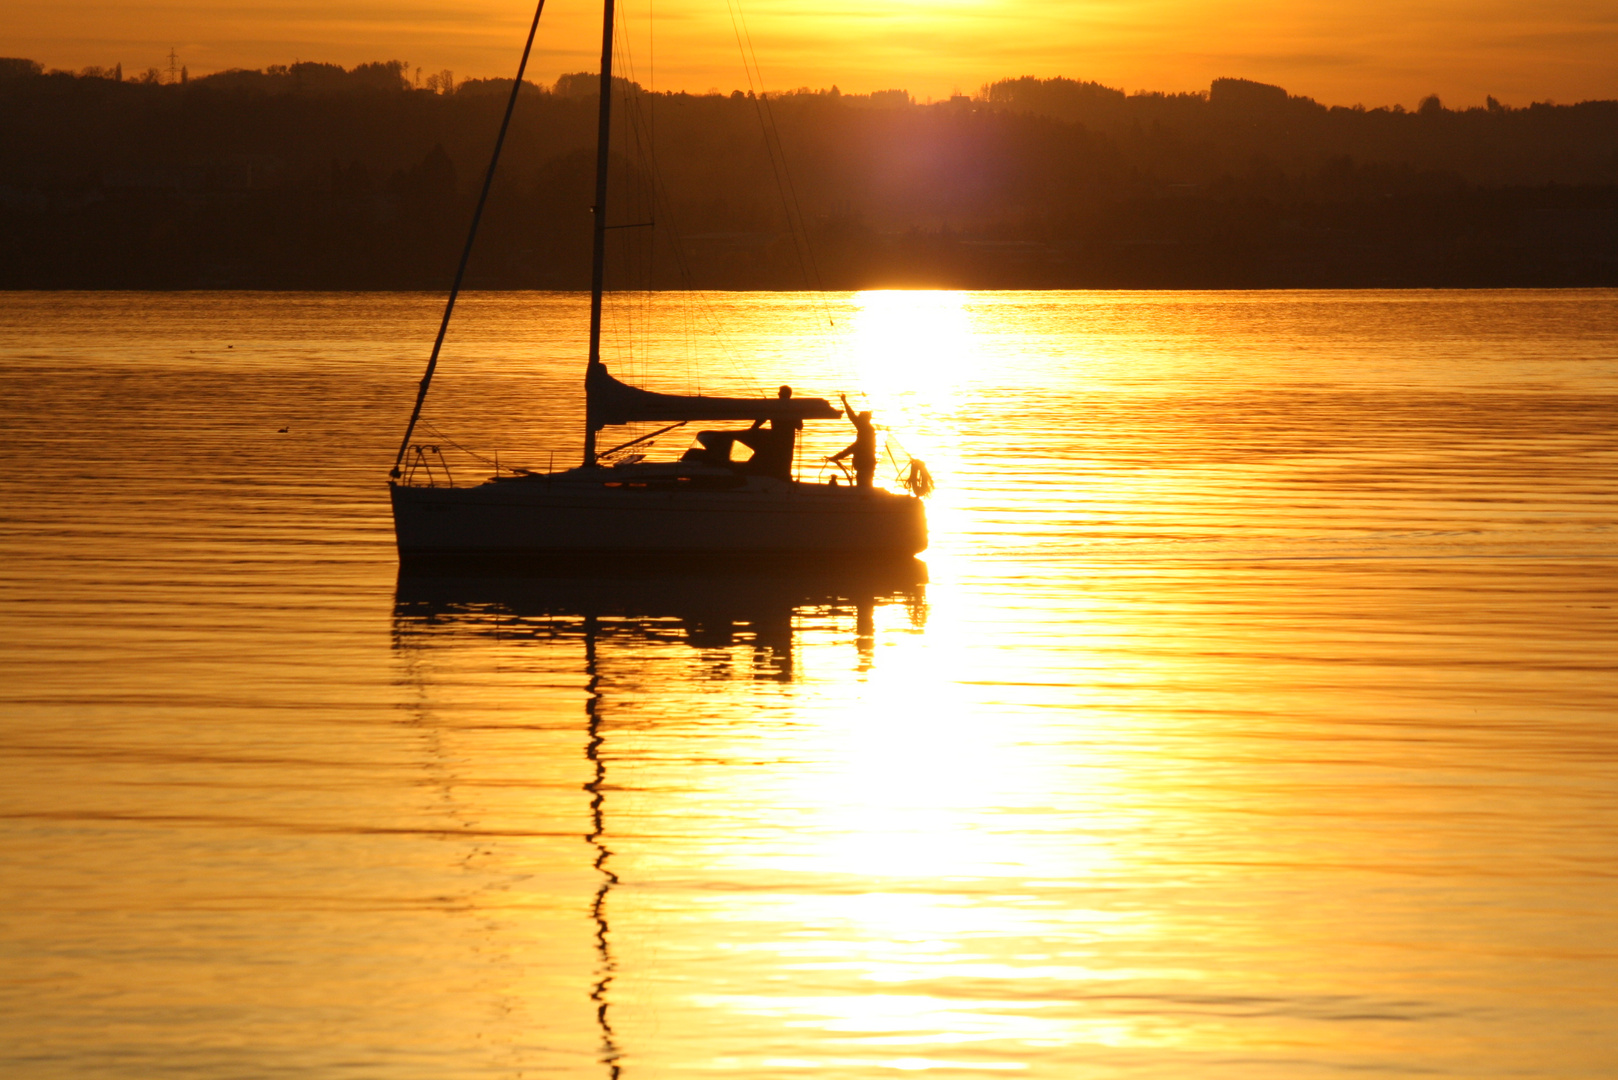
top-left (390, 468), bottom-right (927, 558)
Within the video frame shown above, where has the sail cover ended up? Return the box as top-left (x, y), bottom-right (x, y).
top-left (587, 363), bottom-right (842, 430)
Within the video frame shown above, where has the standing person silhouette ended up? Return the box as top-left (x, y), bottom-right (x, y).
top-left (689, 385), bottom-right (799, 477)
top-left (829, 394), bottom-right (877, 490)
top-left (740, 385), bottom-right (801, 482)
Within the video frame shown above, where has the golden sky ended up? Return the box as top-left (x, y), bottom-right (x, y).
top-left (11, 0), bottom-right (1618, 107)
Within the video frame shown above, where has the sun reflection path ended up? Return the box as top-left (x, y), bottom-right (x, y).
top-left (380, 287), bottom-right (1618, 1077)
top-left (847, 290), bottom-right (980, 419)
top-left (624, 579), bottom-right (1207, 1072)
top-left (835, 290), bottom-right (989, 572)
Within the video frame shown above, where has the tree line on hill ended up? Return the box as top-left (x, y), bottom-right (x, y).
top-left (1, 58), bottom-right (1615, 288)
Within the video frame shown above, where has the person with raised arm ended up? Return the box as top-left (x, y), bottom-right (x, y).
top-left (830, 394), bottom-right (877, 490)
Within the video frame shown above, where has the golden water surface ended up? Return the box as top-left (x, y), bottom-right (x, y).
top-left (2, 290), bottom-right (1616, 1079)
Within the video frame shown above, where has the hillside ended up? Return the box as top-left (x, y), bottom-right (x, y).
top-left (2, 60), bottom-right (1615, 288)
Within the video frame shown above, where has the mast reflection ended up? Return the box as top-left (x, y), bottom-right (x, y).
top-left (392, 559), bottom-right (927, 1077)
top-left (583, 619), bottom-right (620, 1079)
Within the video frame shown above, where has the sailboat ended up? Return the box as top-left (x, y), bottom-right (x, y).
top-left (387, 0), bottom-right (929, 563)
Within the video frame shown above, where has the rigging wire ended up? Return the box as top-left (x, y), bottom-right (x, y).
top-left (608, 13), bottom-right (779, 400)
top-left (390, 0), bottom-right (548, 478)
top-left (612, 3), bottom-right (675, 446)
top-left (615, 10), bottom-right (658, 382)
top-left (725, 0), bottom-right (836, 331)
top-left (626, 0), bottom-right (833, 399)
top-left (723, 2), bottom-right (804, 286)
top-left (418, 420), bottom-right (507, 472)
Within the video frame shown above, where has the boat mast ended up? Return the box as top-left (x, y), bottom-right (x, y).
top-left (583, 0), bottom-right (618, 467)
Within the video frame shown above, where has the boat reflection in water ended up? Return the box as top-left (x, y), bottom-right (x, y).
top-left (392, 558), bottom-right (927, 1077)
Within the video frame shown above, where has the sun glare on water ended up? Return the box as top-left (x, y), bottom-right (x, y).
top-left (837, 290), bottom-right (987, 568)
top-left (847, 290), bottom-right (979, 419)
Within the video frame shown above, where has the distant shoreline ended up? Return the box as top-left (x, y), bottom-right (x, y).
top-left (4, 65), bottom-right (1614, 291)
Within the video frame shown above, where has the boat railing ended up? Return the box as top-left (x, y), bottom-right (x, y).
top-left (402, 444), bottom-right (454, 488)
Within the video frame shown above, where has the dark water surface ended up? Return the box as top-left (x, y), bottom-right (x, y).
top-left (2, 290), bottom-right (1616, 1078)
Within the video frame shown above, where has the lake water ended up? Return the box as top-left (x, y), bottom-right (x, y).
top-left (1, 289), bottom-right (1615, 1079)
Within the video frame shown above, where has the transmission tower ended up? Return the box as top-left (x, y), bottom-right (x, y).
top-left (167, 47), bottom-right (179, 85)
